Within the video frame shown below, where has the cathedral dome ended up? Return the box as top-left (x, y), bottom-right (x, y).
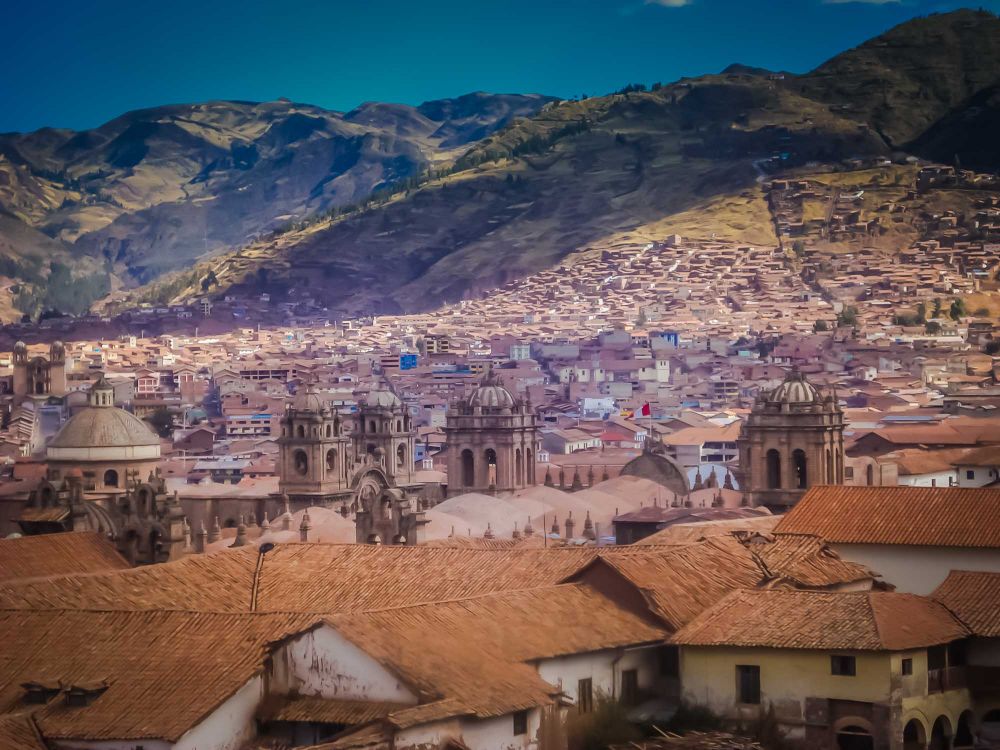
top-left (364, 389), bottom-right (402, 410)
top-left (49, 405), bottom-right (161, 450)
top-left (468, 384), bottom-right (516, 410)
top-left (767, 371), bottom-right (820, 405)
top-left (48, 375), bottom-right (160, 452)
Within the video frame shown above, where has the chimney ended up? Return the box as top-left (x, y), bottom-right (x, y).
top-left (564, 511), bottom-right (575, 539)
top-left (208, 516), bottom-right (221, 544)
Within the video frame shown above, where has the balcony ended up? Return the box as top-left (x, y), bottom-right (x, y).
top-left (928, 666), bottom-right (1000, 695)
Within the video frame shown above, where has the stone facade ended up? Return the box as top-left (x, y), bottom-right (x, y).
top-left (12, 340), bottom-right (67, 406)
top-left (444, 380), bottom-right (540, 496)
top-left (738, 369), bottom-right (845, 510)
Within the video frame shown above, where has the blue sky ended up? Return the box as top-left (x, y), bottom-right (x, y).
top-left (2, 0), bottom-right (997, 133)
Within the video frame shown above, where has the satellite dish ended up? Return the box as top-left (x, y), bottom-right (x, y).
top-left (259, 542), bottom-right (275, 555)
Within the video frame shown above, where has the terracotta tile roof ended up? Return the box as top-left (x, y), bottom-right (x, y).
top-left (260, 696), bottom-right (408, 725)
top-left (932, 570), bottom-right (1000, 637)
top-left (752, 534), bottom-right (878, 589)
top-left (570, 538), bottom-right (765, 630)
top-left (672, 589), bottom-right (968, 651)
top-left (634, 516), bottom-right (780, 545)
top-left (329, 583), bottom-right (667, 718)
top-left (386, 698), bottom-right (471, 728)
top-left (0, 543), bottom-right (597, 613)
top-left (775, 486), bottom-right (1000, 549)
top-left (0, 533), bottom-right (129, 583)
top-left (0, 610), bottom-right (316, 742)
top-left (304, 722), bottom-right (391, 750)
top-left (0, 713), bottom-right (47, 750)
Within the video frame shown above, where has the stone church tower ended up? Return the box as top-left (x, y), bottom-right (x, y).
top-left (13, 340), bottom-right (67, 405)
top-left (738, 369), bottom-right (844, 511)
top-left (278, 385), bottom-right (350, 502)
top-left (444, 377), bottom-right (540, 496)
top-left (353, 387), bottom-right (416, 486)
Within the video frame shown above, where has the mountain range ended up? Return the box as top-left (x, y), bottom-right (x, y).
top-left (1, 8), bottom-right (999, 322)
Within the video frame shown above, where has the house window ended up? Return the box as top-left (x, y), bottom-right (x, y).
top-left (831, 655), bottom-right (856, 676)
top-left (737, 665), bottom-right (760, 704)
top-left (966, 470), bottom-right (975, 480)
top-left (658, 646), bottom-right (679, 677)
top-left (844, 466), bottom-right (854, 480)
top-left (577, 678), bottom-right (593, 713)
top-left (901, 658), bottom-right (913, 676)
top-left (620, 669), bottom-right (639, 705)
top-left (512, 710), bottom-right (528, 736)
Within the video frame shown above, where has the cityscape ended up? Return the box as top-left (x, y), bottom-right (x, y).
top-left (0, 3), bottom-right (999, 750)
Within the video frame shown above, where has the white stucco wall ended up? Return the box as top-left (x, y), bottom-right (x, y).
top-left (896, 470), bottom-right (956, 488)
top-left (461, 711), bottom-right (541, 750)
top-left (270, 625), bottom-right (418, 703)
top-left (536, 647), bottom-right (657, 706)
top-left (832, 544), bottom-right (1000, 594)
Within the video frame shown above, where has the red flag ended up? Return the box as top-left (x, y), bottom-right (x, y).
top-left (640, 403), bottom-right (651, 416)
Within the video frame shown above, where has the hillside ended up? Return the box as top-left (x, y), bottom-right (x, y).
top-left (4, 9), bottom-right (1000, 322)
top-left (796, 9), bottom-right (1000, 147)
top-left (0, 93), bottom-right (553, 320)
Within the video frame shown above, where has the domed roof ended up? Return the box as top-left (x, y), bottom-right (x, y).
top-left (364, 389), bottom-right (402, 409)
top-left (49, 406), bottom-right (160, 449)
top-left (292, 385), bottom-right (326, 412)
top-left (767, 371), bottom-right (820, 405)
top-left (468, 384), bottom-right (516, 410)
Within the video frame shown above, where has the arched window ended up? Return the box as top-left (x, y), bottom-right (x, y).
top-left (396, 420), bottom-right (402, 432)
top-left (369, 420), bottom-right (377, 433)
top-left (515, 448), bottom-right (524, 487)
top-left (326, 449), bottom-right (337, 472)
top-left (793, 449), bottom-right (807, 490)
top-left (866, 464), bottom-right (875, 486)
top-left (103, 469), bottom-right (119, 488)
top-left (485, 448), bottom-right (498, 487)
top-left (397, 444), bottom-right (406, 468)
top-left (461, 449), bottom-right (475, 487)
top-left (366, 443), bottom-right (376, 455)
top-left (766, 449), bottom-right (781, 489)
top-left (294, 450), bottom-right (309, 476)
top-left (826, 449), bottom-right (833, 484)
top-left (903, 720), bottom-right (926, 750)
top-left (325, 424), bottom-right (332, 438)
top-left (526, 448), bottom-right (534, 483)
top-left (296, 424), bottom-right (305, 438)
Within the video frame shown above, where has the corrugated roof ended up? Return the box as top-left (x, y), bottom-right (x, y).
top-left (932, 570), bottom-right (1000, 637)
top-left (0, 533), bottom-right (129, 584)
top-left (672, 589), bottom-right (968, 651)
top-left (774, 485), bottom-right (1000, 548)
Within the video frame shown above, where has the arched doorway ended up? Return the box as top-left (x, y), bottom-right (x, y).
top-left (485, 448), bottom-right (498, 487)
top-left (826, 448), bottom-right (833, 483)
top-left (461, 449), bottom-right (475, 487)
top-left (326, 449), bottom-right (337, 473)
top-left (930, 716), bottom-right (952, 750)
top-left (954, 711), bottom-right (975, 749)
top-left (866, 463), bottom-right (874, 486)
top-left (103, 469), bottom-right (119, 487)
top-left (792, 448), bottom-right (807, 489)
top-left (766, 449), bottom-right (781, 488)
top-left (836, 725), bottom-right (874, 750)
top-left (515, 448), bottom-right (523, 487)
top-left (903, 719), bottom-right (927, 750)
top-left (397, 444), bottom-right (406, 469)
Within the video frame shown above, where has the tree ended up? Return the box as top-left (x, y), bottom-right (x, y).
top-left (950, 298), bottom-right (966, 320)
top-left (916, 302), bottom-right (927, 323)
top-left (837, 306), bottom-right (858, 327)
top-left (791, 240), bottom-right (805, 257)
top-left (932, 298), bottom-right (943, 318)
top-left (925, 320), bottom-right (942, 335)
top-left (974, 307), bottom-right (990, 317)
top-left (813, 320), bottom-right (828, 332)
top-left (985, 340), bottom-right (1000, 355)
top-left (201, 270), bottom-right (218, 292)
top-left (145, 408), bottom-right (175, 438)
